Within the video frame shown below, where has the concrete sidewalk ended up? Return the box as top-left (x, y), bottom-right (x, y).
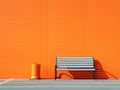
top-left (0, 79), bottom-right (120, 90)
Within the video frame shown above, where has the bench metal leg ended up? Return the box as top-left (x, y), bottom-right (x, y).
top-left (93, 71), bottom-right (96, 79)
top-left (55, 65), bottom-right (57, 80)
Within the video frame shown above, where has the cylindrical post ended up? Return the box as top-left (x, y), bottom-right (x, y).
top-left (31, 64), bottom-right (40, 80)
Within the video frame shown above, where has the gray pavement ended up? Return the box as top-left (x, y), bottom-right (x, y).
top-left (0, 79), bottom-right (120, 90)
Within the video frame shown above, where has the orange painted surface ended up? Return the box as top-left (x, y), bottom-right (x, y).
top-left (0, 0), bottom-right (120, 79)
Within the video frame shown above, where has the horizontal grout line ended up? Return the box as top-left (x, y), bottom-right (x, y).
top-left (0, 86), bottom-right (120, 88)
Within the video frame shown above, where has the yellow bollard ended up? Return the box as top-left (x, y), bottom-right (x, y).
top-left (31, 64), bottom-right (40, 80)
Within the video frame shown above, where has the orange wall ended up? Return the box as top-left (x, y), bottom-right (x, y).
top-left (0, 0), bottom-right (120, 79)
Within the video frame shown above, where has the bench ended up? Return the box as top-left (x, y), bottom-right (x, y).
top-left (55, 57), bottom-right (96, 79)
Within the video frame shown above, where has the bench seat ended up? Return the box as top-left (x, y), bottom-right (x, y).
top-left (55, 57), bottom-right (96, 79)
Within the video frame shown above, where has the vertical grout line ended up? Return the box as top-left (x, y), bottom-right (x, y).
top-left (86, 0), bottom-right (89, 56)
top-left (46, 0), bottom-right (49, 79)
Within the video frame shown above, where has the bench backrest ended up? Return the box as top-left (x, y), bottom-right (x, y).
top-left (56, 57), bottom-right (94, 69)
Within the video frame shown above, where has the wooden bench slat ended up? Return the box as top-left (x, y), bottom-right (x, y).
top-left (57, 66), bottom-right (94, 68)
top-left (56, 68), bottom-right (95, 71)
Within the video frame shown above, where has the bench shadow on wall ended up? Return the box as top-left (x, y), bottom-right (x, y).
top-left (57, 60), bottom-right (118, 79)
